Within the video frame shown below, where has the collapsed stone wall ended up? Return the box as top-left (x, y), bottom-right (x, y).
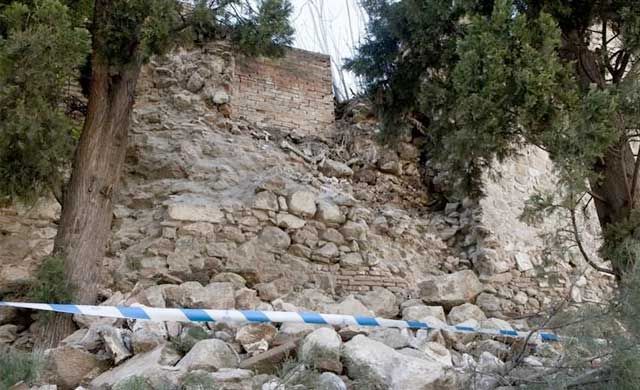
top-left (0, 45), bottom-right (614, 314)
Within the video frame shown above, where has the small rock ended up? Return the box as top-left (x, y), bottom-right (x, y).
top-left (319, 158), bottom-right (353, 178)
top-left (316, 200), bottom-right (346, 225)
top-left (0, 324), bottom-right (18, 344)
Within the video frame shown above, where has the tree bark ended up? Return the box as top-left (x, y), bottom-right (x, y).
top-left (39, 57), bottom-right (141, 348)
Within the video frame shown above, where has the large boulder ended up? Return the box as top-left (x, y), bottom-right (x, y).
top-left (47, 346), bottom-right (108, 389)
top-left (342, 335), bottom-right (457, 389)
top-left (299, 328), bottom-right (342, 373)
top-left (447, 303), bottom-right (487, 325)
top-left (92, 345), bottom-right (182, 388)
top-left (176, 339), bottom-right (238, 371)
top-left (419, 270), bottom-right (483, 308)
top-left (357, 287), bottom-right (399, 318)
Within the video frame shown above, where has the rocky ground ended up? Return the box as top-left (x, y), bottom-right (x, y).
top-left (0, 47), bottom-right (616, 389)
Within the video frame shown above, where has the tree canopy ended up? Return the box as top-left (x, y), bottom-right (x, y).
top-left (348, 0), bottom-right (640, 273)
top-left (0, 0), bottom-right (294, 204)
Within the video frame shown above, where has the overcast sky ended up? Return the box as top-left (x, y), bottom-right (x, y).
top-left (289, 0), bottom-right (367, 99)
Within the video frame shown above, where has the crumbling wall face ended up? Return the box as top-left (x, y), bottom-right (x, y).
top-left (233, 49), bottom-right (334, 134)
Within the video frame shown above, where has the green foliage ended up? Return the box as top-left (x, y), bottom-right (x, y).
top-left (232, 0), bottom-right (294, 57)
top-left (181, 371), bottom-right (216, 390)
top-left (349, 0), bottom-right (639, 198)
top-left (0, 347), bottom-right (43, 388)
top-left (171, 326), bottom-right (209, 354)
top-left (28, 255), bottom-right (73, 305)
top-left (0, 0), bottom-right (90, 204)
top-left (114, 376), bottom-right (153, 390)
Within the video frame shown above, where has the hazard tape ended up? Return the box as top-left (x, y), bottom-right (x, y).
top-left (0, 301), bottom-right (559, 342)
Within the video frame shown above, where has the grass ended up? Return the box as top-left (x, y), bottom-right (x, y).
top-left (0, 347), bottom-right (43, 389)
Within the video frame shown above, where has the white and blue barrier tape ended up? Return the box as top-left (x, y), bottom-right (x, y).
top-left (0, 301), bottom-right (559, 342)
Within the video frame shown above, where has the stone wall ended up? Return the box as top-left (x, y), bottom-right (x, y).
top-left (233, 48), bottom-right (334, 134)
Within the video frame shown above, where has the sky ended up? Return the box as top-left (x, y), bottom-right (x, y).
top-left (289, 0), bottom-right (367, 99)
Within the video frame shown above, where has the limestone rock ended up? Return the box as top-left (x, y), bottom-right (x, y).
top-left (167, 203), bottom-right (224, 223)
top-left (236, 324), bottom-right (278, 347)
top-left (447, 303), bottom-right (487, 325)
top-left (357, 287), bottom-right (398, 318)
top-left (92, 345), bottom-right (182, 388)
top-left (340, 252), bottom-right (363, 268)
top-left (46, 346), bottom-right (107, 389)
top-left (132, 320), bottom-right (167, 354)
top-left (276, 213), bottom-right (306, 229)
top-left (186, 72), bottom-right (205, 93)
top-left (342, 335), bottom-right (457, 389)
top-left (287, 191), bottom-right (317, 217)
top-left (253, 191), bottom-right (279, 211)
top-left (317, 372), bottom-right (347, 390)
top-left (340, 221), bottom-right (367, 241)
top-left (299, 327), bottom-right (343, 373)
top-left (176, 339), bottom-right (238, 371)
top-left (316, 200), bottom-right (346, 225)
top-left (164, 281), bottom-right (235, 309)
top-left (319, 158), bottom-right (353, 178)
top-left (419, 270), bottom-right (483, 308)
top-left (402, 305), bottom-right (446, 323)
top-left (258, 227), bottom-right (291, 252)
top-left (0, 324), bottom-right (18, 344)
top-left (369, 328), bottom-right (410, 349)
top-left (322, 296), bottom-right (374, 317)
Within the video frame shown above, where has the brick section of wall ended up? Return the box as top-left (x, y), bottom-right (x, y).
top-left (313, 264), bottom-right (409, 294)
top-left (233, 47), bottom-right (334, 135)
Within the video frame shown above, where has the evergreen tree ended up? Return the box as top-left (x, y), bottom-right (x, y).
top-left (348, 0), bottom-right (640, 276)
top-left (1, 0), bottom-right (294, 347)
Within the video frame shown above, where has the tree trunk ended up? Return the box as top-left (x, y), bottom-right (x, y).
top-left (39, 58), bottom-right (141, 348)
top-left (590, 138), bottom-right (640, 276)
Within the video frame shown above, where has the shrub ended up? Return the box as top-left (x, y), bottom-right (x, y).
top-left (0, 347), bottom-right (43, 388)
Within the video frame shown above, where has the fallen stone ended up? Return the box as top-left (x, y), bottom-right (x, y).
top-left (447, 303), bottom-right (487, 325)
top-left (98, 326), bottom-right (132, 364)
top-left (419, 270), bottom-right (483, 308)
top-left (47, 346), bottom-right (107, 389)
top-left (209, 368), bottom-right (254, 382)
top-left (402, 305), bottom-right (446, 323)
top-left (0, 324), bottom-right (18, 344)
top-left (317, 372), bottom-right (347, 390)
top-left (131, 320), bottom-right (167, 354)
top-left (240, 338), bottom-right (300, 374)
top-left (236, 324), bottom-right (278, 347)
top-left (369, 328), bottom-right (410, 349)
top-left (319, 158), bottom-right (353, 178)
top-left (299, 327), bottom-right (342, 373)
top-left (91, 345), bottom-right (182, 388)
top-left (342, 335), bottom-right (457, 389)
top-left (322, 295), bottom-right (374, 317)
top-left (176, 339), bottom-right (238, 371)
top-left (357, 287), bottom-right (398, 318)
